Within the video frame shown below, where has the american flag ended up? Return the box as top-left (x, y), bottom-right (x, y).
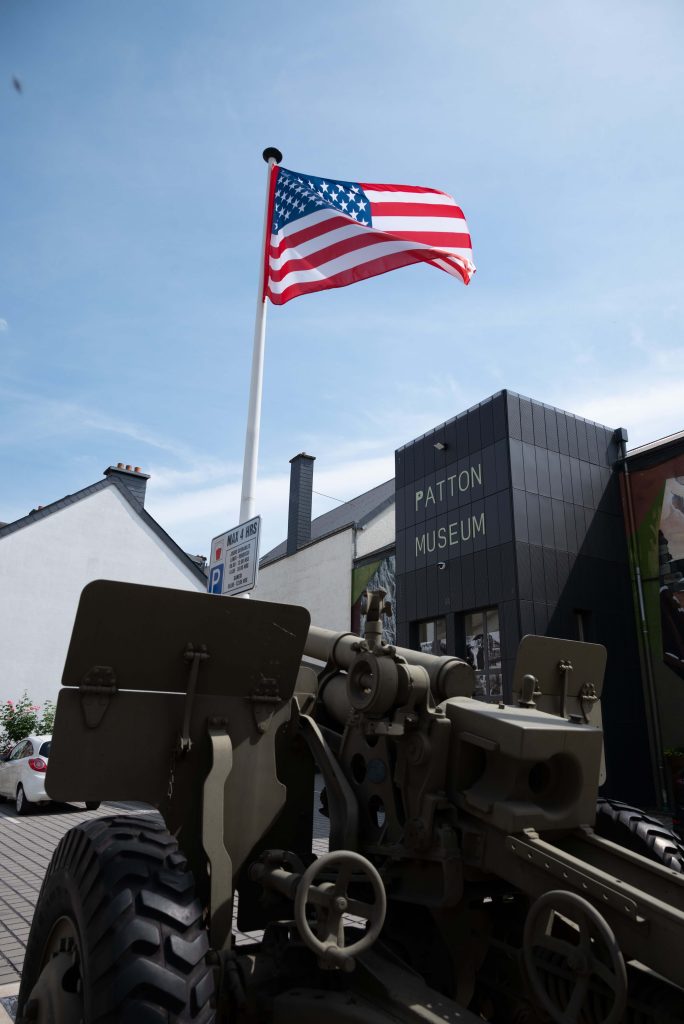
top-left (264, 165), bottom-right (475, 305)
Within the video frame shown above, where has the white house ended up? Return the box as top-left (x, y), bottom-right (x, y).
top-left (0, 464), bottom-right (207, 708)
top-left (252, 453), bottom-right (396, 640)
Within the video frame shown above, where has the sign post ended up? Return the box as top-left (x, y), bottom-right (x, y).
top-left (208, 515), bottom-right (261, 597)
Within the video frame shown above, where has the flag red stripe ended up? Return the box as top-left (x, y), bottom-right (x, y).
top-left (359, 182), bottom-right (446, 196)
top-left (370, 201), bottom-right (465, 219)
top-left (372, 229), bottom-right (472, 248)
top-left (268, 231), bottom-right (386, 283)
top-left (270, 213), bottom-right (352, 258)
top-left (269, 228), bottom-right (472, 284)
top-left (271, 218), bottom-right (470, 265)
top-left (267, 248), bottom-right (470, 305)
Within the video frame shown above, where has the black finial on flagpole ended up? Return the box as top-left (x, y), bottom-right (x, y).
top-left (263, 147), bottom-right (283, 164)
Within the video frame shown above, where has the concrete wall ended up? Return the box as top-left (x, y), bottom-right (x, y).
top-left (0, 487), bottom-right (205, 707)
top-left (253, 528), bottom-right (354, 633)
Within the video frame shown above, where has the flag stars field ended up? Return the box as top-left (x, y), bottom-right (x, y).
top-left (273, 172), bottom-right (372, 233)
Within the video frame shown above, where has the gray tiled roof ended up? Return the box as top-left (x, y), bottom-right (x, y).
top-left (260, 477), bottom-right (395, 567)
top-left (0, 477), bottom-right (207, 584)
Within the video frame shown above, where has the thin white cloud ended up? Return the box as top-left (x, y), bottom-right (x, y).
top-left (145, 458), bottom-right (241, 492)
top-left (0, 384), bottom-right (208, 462)
top-left (77, 410), bottom-right (200, 461)
top-left (0, 319), bottom-right (7, 331)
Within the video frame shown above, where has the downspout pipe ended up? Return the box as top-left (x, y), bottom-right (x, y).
top-left (619, 430), bottom-right (668, 807)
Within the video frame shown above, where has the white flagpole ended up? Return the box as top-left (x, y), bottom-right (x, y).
top-left (239, 146), bottom-right (282, 525)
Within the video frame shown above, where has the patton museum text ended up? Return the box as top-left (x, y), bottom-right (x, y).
top-left (414, 462), bottom-right (485, 556)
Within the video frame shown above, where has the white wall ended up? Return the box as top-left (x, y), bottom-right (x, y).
top-left (0, 487), bottom-right (205, 707)
top-left (252, 528), bottom-right (354, 634)
top-left (356, 503), bottom-right (395, 559)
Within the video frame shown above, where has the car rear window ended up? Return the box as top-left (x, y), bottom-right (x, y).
top-left (39, 741), bottom-right (51, 757)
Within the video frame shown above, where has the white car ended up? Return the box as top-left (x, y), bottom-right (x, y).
top-left (0, 734), bottom-right (52, 814)
top-left (0, 735), bottom-right (101, 815)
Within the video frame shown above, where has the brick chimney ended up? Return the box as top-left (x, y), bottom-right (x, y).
top-left (287, 453), bottom-right (315, 555)
top-left (103, 463), bottom-right (150, 506)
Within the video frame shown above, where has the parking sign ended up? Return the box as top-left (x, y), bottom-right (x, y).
top-left (208, 516), bottom-right (261, 597)
top-left (208, 563), bottom-right (224, 594)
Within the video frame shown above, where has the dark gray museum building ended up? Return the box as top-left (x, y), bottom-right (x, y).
top-left (395, 390), bottom-right (653, 805)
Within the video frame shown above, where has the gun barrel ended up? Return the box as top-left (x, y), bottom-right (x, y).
top-left (304, 626), bottom-right (357, 666)
top-left (304, 625), bottom-right (475, 700)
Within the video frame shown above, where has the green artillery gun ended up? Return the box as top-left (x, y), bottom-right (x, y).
top-left (16, 581), bottom-right (684, 1023)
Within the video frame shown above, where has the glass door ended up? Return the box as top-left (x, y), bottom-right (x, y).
top-left (464, 607), bottom-right (502, 701)
top-left (418, 618), bottom-right (447, 655)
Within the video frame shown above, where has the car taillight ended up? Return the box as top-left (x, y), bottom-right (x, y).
top-left (28, 757), bottom-right (47, 773)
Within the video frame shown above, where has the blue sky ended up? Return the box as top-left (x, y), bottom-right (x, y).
top-left (2, 0), bottom-right (683, 558)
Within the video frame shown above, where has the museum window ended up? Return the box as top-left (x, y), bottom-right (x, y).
top-left (463, 607), bottom-right (502, 702)
top-left (417, 618), bottom-right (447, 656)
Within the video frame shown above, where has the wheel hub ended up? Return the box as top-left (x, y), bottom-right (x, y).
top-left (24, 916), bottom-right (84, 1024)
top-left (566, 951), bottom-right (589, 975)
top-left (25, 949), bottom-right (82, 1023)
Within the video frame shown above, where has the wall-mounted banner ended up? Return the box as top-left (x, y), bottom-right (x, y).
top-left (208, 515), bottom-right (261, 597)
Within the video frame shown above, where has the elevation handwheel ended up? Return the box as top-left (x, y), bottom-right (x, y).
top-left (523, 889), bottom-right (628, 1024)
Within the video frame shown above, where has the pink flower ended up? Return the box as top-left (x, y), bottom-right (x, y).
top-left (32, 706), bottom-right (39, 712)
top-left (6, 700), bottom-right (13, 707)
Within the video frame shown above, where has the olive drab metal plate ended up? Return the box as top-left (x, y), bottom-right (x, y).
top-left (44, 580), bottom-right (312, 958)
top-left (60, 579), bottom-right (309, 696)
top-left (511, 635), bottom-right (607, 706)
top-left (47, 581), bottom-right (311, 860)
top-left (511, 634), bottom-right (607, 785)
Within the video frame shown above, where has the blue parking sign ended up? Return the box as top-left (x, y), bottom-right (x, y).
top-left (208, 563), bottom-right (224, 594)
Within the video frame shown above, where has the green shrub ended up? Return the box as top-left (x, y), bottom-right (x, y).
top-left (0, 693), bottom-right (56, 754)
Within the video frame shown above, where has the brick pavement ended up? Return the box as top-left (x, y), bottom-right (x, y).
top-left (0, 797), bottom-right (163, 1020)
top-left (0, 781), bottom-right (330, 1020)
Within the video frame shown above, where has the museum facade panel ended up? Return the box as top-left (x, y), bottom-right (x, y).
top-left (395, 390), bottom-right (654, 804)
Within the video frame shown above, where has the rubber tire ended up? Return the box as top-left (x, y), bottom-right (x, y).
top-left (595, 798), bottom-right (684, 872)
top-left (85, 801), bottom-right (101, 811)
top-left (16, 784), bottom-right (30, 816)
top-left (17, 814), bottom-right (216, 1023)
